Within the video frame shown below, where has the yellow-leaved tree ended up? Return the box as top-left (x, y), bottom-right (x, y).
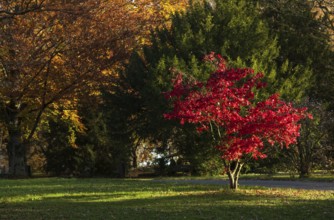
top-left (0, 0), bottom-right (187, 176)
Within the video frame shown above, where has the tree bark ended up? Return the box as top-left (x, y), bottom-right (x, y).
top-left (297, 130), bottom-right (312, 178)
top-left (7, 128), bottom-right (28, 177)
top-left (224, 160), bottom-right (244, 190)
top-left (6, 103), bottom-right (29, 177)
top-left (132, 149), bottom-right (137, 169)
top-left (299, 151), bottom-right (311, 178)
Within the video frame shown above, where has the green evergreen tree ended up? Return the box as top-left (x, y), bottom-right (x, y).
top-left (251, 0), bottom-right (334, 174)
top-left (76, 94), bottom-right (131, 177)
top-left (258, 0), bottom-right (333, 101)
top-left (108, 0), bottom-right (289, 175)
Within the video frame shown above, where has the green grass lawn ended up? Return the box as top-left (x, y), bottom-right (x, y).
top-left (157, 172), bottom-right (334, 182)
top-left (239, 172), bottom-right (334, 182)
top-left (0, 178), bottom-right (333, 220)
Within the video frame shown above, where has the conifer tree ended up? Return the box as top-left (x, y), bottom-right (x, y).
top-left (249, 0), bottom-right (334, 173)
top-left (258, 0), bottom-right (333, 101)
top-left (110, 0), bottom-right (290, 174)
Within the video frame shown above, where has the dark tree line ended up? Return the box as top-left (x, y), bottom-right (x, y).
top-left (0, 0), bottom-right (333, 178)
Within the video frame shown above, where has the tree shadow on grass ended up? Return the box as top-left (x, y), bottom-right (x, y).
top-left (0, 187), bottom-right (333, 220)
top-left (0, 178), bottom-right (239, 202)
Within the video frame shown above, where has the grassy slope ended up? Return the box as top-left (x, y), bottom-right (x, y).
top-left (0, 178), bottom-right (333, 220)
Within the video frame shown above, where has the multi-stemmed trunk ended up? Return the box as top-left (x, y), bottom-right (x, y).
top-left (224, 160), bottom-right (244, 190)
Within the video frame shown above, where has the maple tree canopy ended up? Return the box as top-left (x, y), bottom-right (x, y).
top-left (164, 53), bottom-right (311, 161)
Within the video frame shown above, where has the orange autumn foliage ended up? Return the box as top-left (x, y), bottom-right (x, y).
top-left (0, 0), bottom-right (187, 176)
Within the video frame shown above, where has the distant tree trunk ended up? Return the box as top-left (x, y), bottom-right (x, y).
top-left (297, 127), bottom-right (313, 178)
top-left (0, 127), bottom-right (4, 150)
top-left (117, 162), bottom-right (126, 178)
top-left (299, 163), bottom-right (311, 178)
top-left (224, 160), bottom-right (244, 190)
top-left (131, 139), bottom-right (141, 169)
top-left (299, 142), bottom-right (312, 178)
top-left (131, 147), bottom-right (138, 168)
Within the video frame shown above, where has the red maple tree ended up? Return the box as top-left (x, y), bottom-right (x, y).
top-left (164, 53), bottom-right (311, 189)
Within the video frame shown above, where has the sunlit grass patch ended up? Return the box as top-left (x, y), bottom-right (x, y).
top-left (240, 172), bottom-right (334, 181)
top-left (0, 178), bottom-right (333, 219)
top-left (158, 172), bottom-right (334, 182)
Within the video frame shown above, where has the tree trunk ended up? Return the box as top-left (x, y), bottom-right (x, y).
top-left (297, 141), bottom-right (311, 178)
top-left (227, 171), bottom-right (238, 190)
top-left (6, 103), bottom-right (29, 177)
top-left (224, 160), bottom-right (244, 190)
top-left (299, 158), bottom-right (311, 178)
top-left (7, 127), bottom-right (28, 177)
top-left (132, 148), bottom-right (138, 168)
